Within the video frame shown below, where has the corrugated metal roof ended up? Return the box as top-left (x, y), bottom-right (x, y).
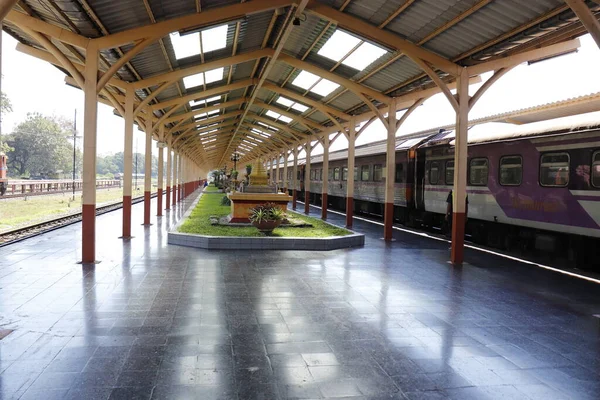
top-left (7, 0), bottom-right (594, 168)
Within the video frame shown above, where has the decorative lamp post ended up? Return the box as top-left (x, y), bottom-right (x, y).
top-left (230, 152), bottom-right (240, 181)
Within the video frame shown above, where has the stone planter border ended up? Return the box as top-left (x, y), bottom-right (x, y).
top-left (168, 192), bottom-right (364, 251)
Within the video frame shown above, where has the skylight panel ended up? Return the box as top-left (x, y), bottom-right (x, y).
top-left (189, 99), bottom-right (203, 107)
top-left (311, 79), bottom-right (339, 97)
top-left (343, 42), bottom-right (387, 70)
top-left (201, 25), bottom-right (227, 53)
top-left (292, 70), bottom-right (320, 90)
top-left (183, 72), bottom-right (204, 89)
top-left (279, 115), bottom-right (292, 124)
top-left (291, 103), bottom-right (309, 113)
top-left (205, 67), bottom-right (224, 84)
top-left (251, 128), bottom-right (262, 134)
top-left (265, 110), bottom-right (280, 120)
top-left (205, 95), bottom-right (221, 104)
top-left (317, 30), bottom-right (361, 62)
top-left (170, 31), bottom-right (200, 59)
top-left (276, 96), bottom-right (294, 107)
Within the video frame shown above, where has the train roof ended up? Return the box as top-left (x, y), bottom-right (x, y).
top-left (418, 111), bottom-right (600, 148)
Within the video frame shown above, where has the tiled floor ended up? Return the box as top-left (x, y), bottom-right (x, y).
top-left (1, 190), bottom-right (599, 399)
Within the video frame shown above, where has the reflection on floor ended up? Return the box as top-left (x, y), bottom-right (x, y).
top-left (0, 190), bottom-right (599, 399)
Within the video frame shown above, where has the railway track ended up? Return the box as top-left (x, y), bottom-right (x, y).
top-left (0, 193), bottom-right (157, 247)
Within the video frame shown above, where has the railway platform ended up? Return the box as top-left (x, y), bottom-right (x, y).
top-left (0, 189), bottom-right (599, 400)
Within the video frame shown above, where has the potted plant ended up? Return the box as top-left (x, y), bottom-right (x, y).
top-left (245, 164), bottom-right (252, 175)
top-left (248, 202), bottom-right (285, 234)
top-left (231, 169), bottom-right (239, 180)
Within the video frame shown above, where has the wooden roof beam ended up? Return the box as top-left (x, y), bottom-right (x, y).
top-left (262, 82), bottom-right (349, 120)
top-left (305, 1), bottom-right (459, 76)
top-left (133, 49), bottom-right (274, 89)
top-left (149, 78), bottom-right (257, 111)
top-left (94, 0), bottom-right (295, 49)
top-left (278, 54), bottom-right (391, 104)
top-left (163, 98), bottom-right (248, 125)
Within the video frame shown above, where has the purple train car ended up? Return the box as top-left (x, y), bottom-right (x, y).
top-left (283, 113), bottom-right (600, 269)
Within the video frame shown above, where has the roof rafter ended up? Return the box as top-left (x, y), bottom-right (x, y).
top-left (94, 0), bottom-right (295, 49)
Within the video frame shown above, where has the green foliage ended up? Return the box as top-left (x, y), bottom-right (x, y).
top-left (1, 92), bottom-right (12, 115)
top-left (5, 112), bottom-right (80, 177)
top-left (179, 195), bottom-right (351, 238)
top-left (220, 195), bottom-right (231, 206)
top-left (248, 203), bottom-right (285, 223)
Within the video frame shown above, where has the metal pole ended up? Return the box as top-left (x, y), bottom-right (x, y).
top-left (72, 109), bottom-right (76, 200)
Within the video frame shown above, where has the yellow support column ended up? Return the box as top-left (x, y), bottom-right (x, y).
top-left (346, 118), bottom-right (356, 228)
top-left (384, 98), bottom-right (397, 241)
top-left (304, 141), bottom-right (311, 214)
top-left (451, 68), bottom-right (469, 265)
top-left (143, 120), bottom-right (152, 225)
top-left (81, 43), bottom-right (98, 264)
top-left (321, 134), bottom-right (329, 220)
top-left (121, 87), bottom-right (134, 238)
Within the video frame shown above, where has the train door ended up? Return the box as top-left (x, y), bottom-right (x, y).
top-left (415, 149), bottom-right (426, 210)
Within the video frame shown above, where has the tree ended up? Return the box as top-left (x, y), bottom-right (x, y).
top-left (0, 91), bottom-right (13, 154)
top-left (5, 113), bottom-right (74, 177)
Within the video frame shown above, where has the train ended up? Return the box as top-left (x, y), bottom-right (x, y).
top-left (280, 112), bottom-right (600, 270)
top-left (0, 153), bottom-right (7, 196)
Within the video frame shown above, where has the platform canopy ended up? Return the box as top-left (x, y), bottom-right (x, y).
top-left (4, 0), bottom-right (596, 170)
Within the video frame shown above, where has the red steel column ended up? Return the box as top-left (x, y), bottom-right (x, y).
top-left (166, 145), bottom-right (171, 210)
top-left (157, 133), bottom-right (164, 217)
top-left (451, 68), bottom-right (469, 265)
top-left (384, 98), bottom-right (397, 242)
top-left (143, 120), bottom-right (152, 225)
top-left (292, 148), bottom-right (298, 209)
top-left (121, 87), bottom-right (134, 238)
top-left (346, 118), bottom-right (356, 228)
top-left (304, 141), bottom-right (311, 214)
top-left (81, 43), bottom-right (98, 263)
top-left (321, 134), bottom-right (329, 220)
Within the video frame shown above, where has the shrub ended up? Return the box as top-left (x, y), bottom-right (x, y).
top-left (221, 195), bottom-right (231, 206)
top-left (248, 202), bottom-right (284, 223)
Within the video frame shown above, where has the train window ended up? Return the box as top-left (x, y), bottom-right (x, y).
top-left (469, 158), bottom-right (488, 186)
top-left (342, 167), bottom-right (348, 181)
top-left (333, 167), bottom-right (340, 180)
top-left (593, 151), bottom-right (600, 188)
top-left (445, 161), bottom-right (454, 185)
top-left (361, 165), bottom-right (370, 181)
top-left (540, 152), bottom-right (569, 187)
top-left (319, 169), bottom-right (323, 181)
top-left (429, 162), bottom-right (440, 185)
top-left (288, 170), bottom-right (292, 180)
top-left (354, 167), bottom-right (359, 180)
top-left (395, 164), bottom-right (404, 183)
top-left (297, 170), bottom-right (301, 180)
top-left (310, 169), bottom-right (315, 180)
top-left (499, 156), bottom-right (522, 186)
top-left (373, 164), bottom-right (383, 181)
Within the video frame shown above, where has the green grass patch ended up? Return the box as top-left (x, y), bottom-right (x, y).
top-left (179, 193), bottom-right (351, 238)
top-left (203, 185), bottom-right (221, 193)
top-left (0, 187), bottom-right (149, 233)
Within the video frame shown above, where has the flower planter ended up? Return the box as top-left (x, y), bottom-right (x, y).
top-left (252, 220), bottom-right (281, 234)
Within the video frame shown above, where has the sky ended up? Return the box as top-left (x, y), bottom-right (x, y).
top-left (2, 32), bottom-right (600, 160)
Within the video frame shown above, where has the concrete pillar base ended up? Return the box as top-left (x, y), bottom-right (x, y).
top-left (292, 189), bottom-right (297, 210)
top-left (166, 186), bottom-right (171, 210)
top-left (82, 204), bottom-right (96, 264)
top-left (157, 189), bottom-right (163, 216)
top-left (451, 212), bottom-right (466, 265)
top-left (122, 195), bottom-right (132, 238)
top-left (321, 193), bottom-right (328, 220)
top-left (345, 196), bottom-right (353, 228)
top-left (143, 191), bottom-right (151, 225)
top-left (304, 191), bottom-right (310, 214)
top-left (384, 202), bottom-right (394, 241)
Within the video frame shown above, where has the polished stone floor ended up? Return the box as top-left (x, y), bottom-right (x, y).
top-left (0, 190), bottom-right (599, 400)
